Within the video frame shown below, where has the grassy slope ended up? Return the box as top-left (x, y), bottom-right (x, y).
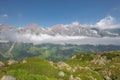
top-left (0, 50), bottom-right (120, 80)
top-left (66, 50), bottom-right (120, 80)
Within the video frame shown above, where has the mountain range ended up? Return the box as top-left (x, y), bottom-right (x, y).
top-left (0, 23), bottom-right (120, 37)
top-left (0, 23), bottom-right (120, 46)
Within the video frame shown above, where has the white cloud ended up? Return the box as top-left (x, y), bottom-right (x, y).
top-left (71, 21), bottom-right (80, 26)
top-left (0, 14), bottom-right (8, 23)
top-left (0, 14), bottom-right (8, 18)
top-left (1, 30), bottom-right (120, 45)
top-left (2, 14), bottom-right (8, 17)
top-left (62, 16), bottom-right (120, 29)
top-left (0, 15), bottom-right (120, 45)
top-left (95, 16), bottom-right (119, 29)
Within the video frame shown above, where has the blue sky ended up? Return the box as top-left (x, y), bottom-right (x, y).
top-left (0, 0), bottom-right (120, 27)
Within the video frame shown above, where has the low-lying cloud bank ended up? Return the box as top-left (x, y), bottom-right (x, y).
top-left (0, 31), bottom-right (120, 45)
top-left (0, 16), bottom-right (120, 45)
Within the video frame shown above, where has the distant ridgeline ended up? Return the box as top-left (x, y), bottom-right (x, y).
top-left (0, 42), bottom-right (120, 61)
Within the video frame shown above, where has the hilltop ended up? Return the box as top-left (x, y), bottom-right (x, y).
top-left (0, 50), bottom-right (120, 80)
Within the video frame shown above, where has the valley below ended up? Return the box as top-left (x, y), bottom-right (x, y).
top-left (0, 42), bottom-right (120, 80)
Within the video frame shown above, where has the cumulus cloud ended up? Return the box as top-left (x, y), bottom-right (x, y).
top-left (95, 16), bottom-right (120, 29)
top-left (61, 16), bottom-right (120, 29)
top-left (71, 21), bottom-right (80, 26)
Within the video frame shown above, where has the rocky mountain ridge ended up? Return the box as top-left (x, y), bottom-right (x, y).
top-left (0, 23), bottom-right (120, 37)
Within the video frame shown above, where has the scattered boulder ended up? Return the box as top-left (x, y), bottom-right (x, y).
top-left (104, 76), bottom-right (112, 80)
top-left (72, 66), bottom-right (78, 72)
top-left (0, 61), bottom-right (5, 68)
top-left (58, 71), bottom-right (65, 77)
top-left (7, 60), bottom-right (18, 65)
top-left (48, 61), bottom-right (54, 66)
top-left (69, 75), bottom-right (74, 80)
top-left (56, 62), bottom-right (71, 71)
top-left (91, 55), bottom-right (109, 65)
top-left (89, 75), bottom-right (97, 80)
top-left (71, 55), bottom-right (76, 59)
top-left (71, 65), bottom-right (91, 72)
top-left (74, 77), bottom-right (81, 80)
top-left (102, 69), bottom-right (112, 80)
top-left (22, 59), bottom-right (27, 63)
top-left (1, 75), bottom-right (16, 80)
top-left (69, 75), bottom-right (81, 80)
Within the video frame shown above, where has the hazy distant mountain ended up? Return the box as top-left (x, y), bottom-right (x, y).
top-left (17, 24), bottom-right (98, 37)
top-left (0, 24), bottom-right (120, 37)
top-left (0, 24), bottom-right (12, 32)
top-left (0, 24), bottom-right (120, 45)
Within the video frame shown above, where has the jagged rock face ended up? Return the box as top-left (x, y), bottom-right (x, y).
top-left (50, 24), bottom-right (98, 36)
top-left (18, 24), bottom-right (120, 37)
top-left (0, 23), bottom-right (99, 37)
top-left (1, 75), bottom-right (16, 80)
top-left (17, 23), bottom-right (98, 37)
top-left (0, 23), bottom-right (120, 39)
top-left (25, 24), bottom-right (43, 34)
top-left (0, 25), bottom-right (12, 32)
top-left (22, 25), bottom-right (120, 37)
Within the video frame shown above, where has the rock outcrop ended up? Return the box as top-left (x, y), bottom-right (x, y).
top-left (58, 71), bottom-right (65, 77)
top-left (1, 75), bottom-right (16, 80)
top-left (7, 60), bottom-right (18, 65)
top-left (56, 62), bottom-right (71, 71)
top-left (0, 61), bottom-right (4, 68)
